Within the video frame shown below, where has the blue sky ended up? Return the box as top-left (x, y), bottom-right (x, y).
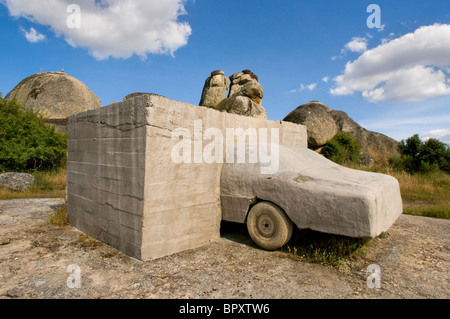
top-left (1, 0), bottom-right (449, 144)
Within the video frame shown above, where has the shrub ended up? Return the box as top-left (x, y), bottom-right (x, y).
top-left (0, 97), bottom-right (67, 172)
top-left (322, 132), bottom-right (361, 165)
top-left (47, 202), bottom-right (69, 227)
top-left (391, 134), bottom-right (450, 174)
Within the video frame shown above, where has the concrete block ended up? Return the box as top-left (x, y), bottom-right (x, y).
top-left (67, 94), bottom-right (308, 260)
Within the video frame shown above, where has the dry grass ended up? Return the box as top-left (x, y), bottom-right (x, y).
top-left (77, 234), bottom-right (102, 248)
top-left (354, 164), bottom-right (450, 219)
top-left (47, 202), bottom-right (69, 227)
top-left (392, 170), bottom-right (450, 219)
top-left (278, 229), bottom-right (376, 273)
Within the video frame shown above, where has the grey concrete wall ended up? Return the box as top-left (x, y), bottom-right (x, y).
top-left (67, 94), bottom-right (307, 260)
top-left (67, 98), bottom-right (148, 259)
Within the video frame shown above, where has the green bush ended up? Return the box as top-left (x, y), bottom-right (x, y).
top-left (391, 134), bottom-right (450, 174)
top-left (0, 97), bottom-right (67, 172)
top-left (322, 132), bottom-right (361, 165)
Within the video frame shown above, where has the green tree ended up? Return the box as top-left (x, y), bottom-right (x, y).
top-left (421, 138), bottom-right (450, 171)
top-left (322, 132), bottom-right (361, 165)
top-left (398, 134), bottom-right (422, 157)
top-left (0, 97), bottom-right (67, 172)
top-left (391, 134), bottom-right (450, 173)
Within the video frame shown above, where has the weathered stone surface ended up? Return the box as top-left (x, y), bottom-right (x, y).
top-left (283, 101), bottom-right (338, 149)
top-left (123, 92), bottom-right (166, 102)
top-left (283, 101), bottom-right (400, 164)
top-left (221, 145), bottom-right (403, 238)
top-left (67, 94), bottom-right (307, 260)
top-left (215, 95), bottom-right (267, 119)
top-left (43, 118), bottom-right (69, 134)
top-left (230, 80), bottom-right (264, 105)
top-left (211, 69), bottom-right (267, 119)
top-left (0, 173), bottom-right (35, 191)
top-left (199, 70), bottom-right (230, 108)
top-left (228, 70), bottom-right (259, 97)
top-left (5, 72), bottom-right (101, 119)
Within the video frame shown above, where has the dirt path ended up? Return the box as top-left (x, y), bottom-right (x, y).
top-left (0, 198), bottom-right (448, 299)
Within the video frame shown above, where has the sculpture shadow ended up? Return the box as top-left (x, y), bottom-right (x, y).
top-left (220, 221), bottom-right (259, 248)
top-left (220, 220), bottom-right (372, 262)
top-left (49, 203), bottom-right (65, 212)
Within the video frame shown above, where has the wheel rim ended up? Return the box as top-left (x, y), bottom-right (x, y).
top-left (256, 214), bottom-right (276, 238)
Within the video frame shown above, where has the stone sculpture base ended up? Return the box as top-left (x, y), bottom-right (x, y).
top-left (67, 95), bottom-right (307, 260)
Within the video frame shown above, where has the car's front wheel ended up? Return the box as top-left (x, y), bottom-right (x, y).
top-left (246, 201), bottom-right (293, 250)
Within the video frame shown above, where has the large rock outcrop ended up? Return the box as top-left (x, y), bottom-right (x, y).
top-left (199, 70), bottom-right (230, 108)
top-left (228, 70), bottom-right (261, 101)
top-left (199, 69), bottom-right (267, 119)
top-left (5, 72), bottom-right (101, 119)
top-left (283, 101), bottom-right (400, 164)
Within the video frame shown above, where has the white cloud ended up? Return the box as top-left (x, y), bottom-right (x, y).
top-left (21, 26), bottom-right (46, 42)
top-left (359, 113), bottom-right (450, 143)
top-left (322, 76), bottom-right (329, 83)
top-left (361, 114), bottom-right (450, 130)
top-left (288, 82), bottom-right (317, 94)
top-left (330, 24), bottom-right (450, 103)
top-left (3, 0), bottom-right (192, 60)
top-left (299, 83), bottom-right (317, 91)
top-left (303, 83), bottom-right (317, 91)
top-left (423, 128), bottom-right (450, 144)
top-left (332, 37), bottom-right (368, 61)
top-left (344, 37), bottom-right (368, 53)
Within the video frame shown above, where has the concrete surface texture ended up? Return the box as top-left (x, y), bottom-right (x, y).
top-left (67, 94), bottom-right (307, 260)
top-left (221, 145), bottom-right (403, 238)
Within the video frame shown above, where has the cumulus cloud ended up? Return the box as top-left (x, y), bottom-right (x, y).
top-left (330, 24), bottom-right (450, 103)
top-left (344, 37), bottom-right (368, 53)
top-left (423, 128), bottom-right (450, 145)
top-left (331, 37), bottom-right (368, 61)
top-left (301, 83), bottom-right (318, 91)
top-left (289, 82), bottom-right (317, 93)
top-left (21, 26), bottom-right (46, 42)
top-left (2, 0), bottom-right (192, 60)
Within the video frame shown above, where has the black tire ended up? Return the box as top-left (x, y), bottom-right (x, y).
top-left (246, 201), bottom-right (293, 250)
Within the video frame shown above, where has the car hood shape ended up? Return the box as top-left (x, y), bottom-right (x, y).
top-left (221, 145), bottom-right (403, 238)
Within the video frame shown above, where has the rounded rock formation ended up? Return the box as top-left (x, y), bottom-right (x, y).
top-left (284, 101), bottom-right (400, 164)
top-left (284, 101), bottom-right (338, 149)
top-left (216, 95), bottom-right (267, 119)
top-left (228, 70), bottom-right (260, 99)
top-left (199, 69), bottom-right (267, 119)
top-left (5, 72), bottom-right (101, 119)
top-left (122, 92), bottom-right (166, 102)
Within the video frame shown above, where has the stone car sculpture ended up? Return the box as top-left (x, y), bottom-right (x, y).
top-left (220, 145), bottom-right (403, 250)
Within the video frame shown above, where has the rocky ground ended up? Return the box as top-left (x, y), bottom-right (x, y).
top-left (0, 198), bottom-right (448, 300)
